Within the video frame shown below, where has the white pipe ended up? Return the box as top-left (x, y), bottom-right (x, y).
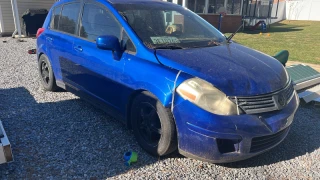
top-left (240, 0), bottom-right (244, 15)
top-left (0, 5), bottom-right (4, 34)
top-left (11, 0), bottom-right (22, 38)
top-left (182, 0), bottom-right (188, 7)
top-left (205, 0), bottom-right (209, 14)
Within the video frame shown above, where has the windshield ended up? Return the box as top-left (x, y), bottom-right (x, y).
top-left (114, 3), bottom-right (226, 49)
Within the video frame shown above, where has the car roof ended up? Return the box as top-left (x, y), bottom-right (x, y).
top-left (107, 0), bottom-right (165, 5)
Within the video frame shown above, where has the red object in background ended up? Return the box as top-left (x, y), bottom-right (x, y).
top-left (28, 49), bottom-right (37, 54)
top-left (36, 28), bottom-right (45, 38)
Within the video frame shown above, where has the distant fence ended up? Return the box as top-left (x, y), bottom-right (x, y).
top-left (286, 0), bottom-right (320, 21)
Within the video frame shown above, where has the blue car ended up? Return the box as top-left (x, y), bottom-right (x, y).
top-left (36, 0), bottom-right (299, 163)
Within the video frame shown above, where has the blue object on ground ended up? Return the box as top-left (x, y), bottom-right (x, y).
top-left (123, 151), bottom-right (138, 166)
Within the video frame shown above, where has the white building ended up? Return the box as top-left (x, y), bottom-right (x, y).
top-left (166, 0), bottom-right (320, 21)
top-left (286, 0), bottom-right (320, 21)
top-left (0, 0), bottom-right (55, 36)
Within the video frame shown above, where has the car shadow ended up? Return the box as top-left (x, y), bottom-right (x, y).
top-left (219, 103), bottom-right (320, 168)
top-left (0, 87), bottom-right (159, 179)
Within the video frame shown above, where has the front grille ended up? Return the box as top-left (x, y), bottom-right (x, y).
top-left (250, 127), bottom-right (290, 153)
top-left (230, 82), bottom-right (295, 114)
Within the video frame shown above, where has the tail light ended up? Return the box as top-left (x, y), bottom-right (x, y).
top-left (36, 28), bottom-right (45, 38)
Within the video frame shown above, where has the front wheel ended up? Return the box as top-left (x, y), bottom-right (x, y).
top-left (131, 91), bottom-right (177, 156)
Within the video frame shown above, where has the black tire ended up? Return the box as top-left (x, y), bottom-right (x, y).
top-left (131, 91), bottom-right (177, 156)
top-left (38, 54), bottom-right (59, 91)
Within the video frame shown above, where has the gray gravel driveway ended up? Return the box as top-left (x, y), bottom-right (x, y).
top-left (0, 37), bottom-right (319, 179)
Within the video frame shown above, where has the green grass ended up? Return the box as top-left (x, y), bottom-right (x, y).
top-left (228, 20), bottom-right (320, 64)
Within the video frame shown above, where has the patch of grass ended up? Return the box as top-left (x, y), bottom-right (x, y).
top-left (228, 20), bottom-right (320, 64)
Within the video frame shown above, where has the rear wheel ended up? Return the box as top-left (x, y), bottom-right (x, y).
top-left (38, 54), bottom-right (58, 91)
top-left (131, 91), bottom-right (177, 156)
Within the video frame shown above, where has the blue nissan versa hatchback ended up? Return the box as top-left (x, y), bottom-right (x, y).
top-left (36, 0), bottom-right (299, 163)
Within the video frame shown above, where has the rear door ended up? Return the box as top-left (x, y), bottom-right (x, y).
top-left (46, 2), bottom-right (82, 85)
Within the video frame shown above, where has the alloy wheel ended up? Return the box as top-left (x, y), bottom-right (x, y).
top-left (138, 102), bottom-right (162, 146)
top-left (40, 60), bottom-right (50, 85)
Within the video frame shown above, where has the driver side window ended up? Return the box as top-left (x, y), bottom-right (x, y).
top-left (80, 3), bottom-right (121, 42)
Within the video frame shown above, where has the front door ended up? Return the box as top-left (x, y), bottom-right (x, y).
top-left (64, 2), bottom-right (132, 111)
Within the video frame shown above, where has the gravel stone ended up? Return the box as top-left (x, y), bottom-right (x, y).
top-left (0, 37), bottom-right (319, 179)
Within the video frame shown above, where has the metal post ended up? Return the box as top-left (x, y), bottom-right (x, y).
top-left (248, 2), bottom-right (252, 16)
top-left (218, 14), bottom-right (223, 30)
top-left (231, 0), bottom-right (235, 14)
top-left (275, 0), bottom-right (280, 17)
top-left (240, 0), bottom-right (244, 15)
top-left (11, 0), bottom-right (22, 38)
top-left (267, 0), bottom-right (271, 18)
top-left (182, 0), bottom-right (188, 7)
top-left (205, 0), bottom-right (209, 14)
top-left (253, 0), bottom-right (257, 18)
top-left (0, 5), bottom-right (4, 34)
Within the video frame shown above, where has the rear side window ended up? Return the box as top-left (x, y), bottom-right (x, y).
top-left (50, 6), bottom-right (62, 30)
top-left (58, 3), bottom-right (80, 34)
top-left (80, 3), bottom-right (121, 41)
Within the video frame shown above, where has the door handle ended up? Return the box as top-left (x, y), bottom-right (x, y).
top-left (46, 37), bottom-right (53, 42)
top-left (74, 46), bottom-right (83, 52)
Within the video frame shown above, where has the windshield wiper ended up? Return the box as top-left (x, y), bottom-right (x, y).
top-left (154, 45), bottom-right (184, 50)
top-left (191, 44), bottom-right (219, 48)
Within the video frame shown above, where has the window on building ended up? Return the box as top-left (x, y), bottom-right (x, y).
top-left (187, 0), bottom-right (206, 13)
top-left (227, 0), bottom-right (242, 14)
top-left (182, 0), bottom-right (243, 15)
top-left (58, 3), bottom-right (80, 34)
top-left (208, 0), bottom-right (225, 14)
top-left (50, 5), bottom-right (62, 30)
top-left (80, 3), bottom-right (121, 42)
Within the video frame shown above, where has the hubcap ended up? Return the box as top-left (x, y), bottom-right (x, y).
top-left (40, 60), bottom-right (50, 84)
top-left (138, 103), bottom-right (162, 146)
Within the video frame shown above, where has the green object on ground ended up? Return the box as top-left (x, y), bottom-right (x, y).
top-left (273, 50), bottom-right (289, 66)
top-left (286, 64), bottom-right (320, 84)
top-left (124, 151), bottom-right (138, 166)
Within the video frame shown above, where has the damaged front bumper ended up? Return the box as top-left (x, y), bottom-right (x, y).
top-left (172, 91), bottom-right (299, 163)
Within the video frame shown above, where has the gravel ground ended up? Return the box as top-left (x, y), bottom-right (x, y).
top-left (0, 37), bottom-right (319, 179)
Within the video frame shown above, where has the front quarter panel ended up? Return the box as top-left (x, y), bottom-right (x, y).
top-left (122, 53), bottom-right (181, 109)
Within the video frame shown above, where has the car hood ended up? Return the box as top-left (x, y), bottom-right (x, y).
top-left (155, 43), bottom-right (289, 96)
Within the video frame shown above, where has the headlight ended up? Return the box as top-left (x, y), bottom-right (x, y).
top-left (176, 78), bottom-right (241, 115)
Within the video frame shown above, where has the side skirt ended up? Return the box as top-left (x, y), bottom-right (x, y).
top-left (59, 81), bottom-right (127, 125)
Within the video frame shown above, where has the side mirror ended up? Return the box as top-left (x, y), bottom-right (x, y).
top-left (96, 35), bottom-right (123, 60)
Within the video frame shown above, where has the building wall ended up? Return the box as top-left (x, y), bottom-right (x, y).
top-left (0, 0), bottom-right (55, 35)
top-left (0, 0), bottom-right (14, 34)
top-left (200, 14), bottom-right (243, 32)
top-left (286, 0), bottom-right (320, 21)
top-left (270, 0), bottom-right (286, 23)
